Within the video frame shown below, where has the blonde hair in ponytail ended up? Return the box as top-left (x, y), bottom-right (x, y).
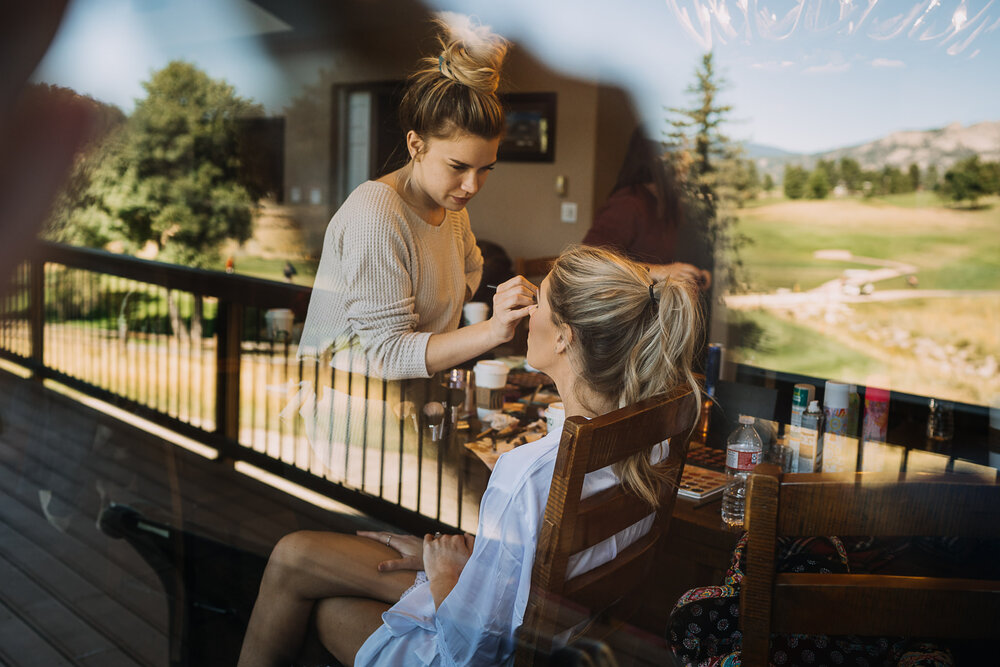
top-left (546, 245), bottom-right (703, 507)
top-left (398, 13), bottom-right (508, 142)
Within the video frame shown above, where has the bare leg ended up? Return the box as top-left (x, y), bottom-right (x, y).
top-left (315, 597), bottom-right (391, 666)
top-left (238, 531), bottom-right (414, 667)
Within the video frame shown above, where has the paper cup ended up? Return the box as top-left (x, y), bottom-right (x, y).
top-left (545, 402), bottom-right (565, 435)
top-left (474, 360), bottom-right (509, 419)
top-left (463, 301), bottom-right (489, 325)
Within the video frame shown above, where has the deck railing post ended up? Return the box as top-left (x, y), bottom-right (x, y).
top-left (215, 299), bottom-right (243, 454)
top-left (29, 257), bottom-right (45, 376)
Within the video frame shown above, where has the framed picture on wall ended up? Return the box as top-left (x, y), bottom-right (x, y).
top-left (498, 92), bottom-right (556, 162)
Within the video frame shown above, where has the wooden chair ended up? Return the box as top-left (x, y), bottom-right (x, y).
top-left (741, 463), bottom-right (1000, 666)
top-left (514, 384), bottom-right (699, 665)
top-left (514, 256), bottom-right (557, 280)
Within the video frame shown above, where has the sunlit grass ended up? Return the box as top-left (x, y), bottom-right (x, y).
top-left (737, 198), bottom-right (1000, 292)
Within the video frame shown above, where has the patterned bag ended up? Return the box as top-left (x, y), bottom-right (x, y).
top-left (667, 534), bottom-right (954, 667)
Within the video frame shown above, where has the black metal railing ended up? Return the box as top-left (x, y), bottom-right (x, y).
top-left (1, 242), bottom-right (480, 534)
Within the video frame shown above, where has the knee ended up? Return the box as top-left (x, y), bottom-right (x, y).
top-left (262, 530), bottom-right (321, 585)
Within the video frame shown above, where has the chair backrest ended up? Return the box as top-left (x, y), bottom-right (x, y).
top-left (514, 256), bottom-right (557, 281)
top-left (514, 384), bottom-right (699, 665)
top-left (741, 463), bottom-right (1000, 666)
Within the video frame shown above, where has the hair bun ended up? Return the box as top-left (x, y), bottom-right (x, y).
top-left (433, 12), bottom-right (508, 94)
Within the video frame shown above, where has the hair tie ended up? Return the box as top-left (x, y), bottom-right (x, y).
top-left (648, 283), bottom-right (657, 305)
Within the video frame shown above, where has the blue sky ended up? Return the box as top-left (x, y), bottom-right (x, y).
top-left (34, 0), bottom-right (1000, 154)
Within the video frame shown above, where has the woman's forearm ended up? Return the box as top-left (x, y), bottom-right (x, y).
top-left (423, 276), bottom-right (536, 375)
top-left (429, 573), bottom-right (462, 609)
top-left (424, 321), bottom-right (502, 375)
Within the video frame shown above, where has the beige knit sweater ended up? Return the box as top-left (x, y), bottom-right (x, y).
top-left (297, 181), bottom-right (483, 380)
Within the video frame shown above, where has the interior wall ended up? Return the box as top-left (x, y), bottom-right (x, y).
top-left (468, 50), bottom-right (599, 263)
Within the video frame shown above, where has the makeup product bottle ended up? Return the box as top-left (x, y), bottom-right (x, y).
top-left (797, 400), bottom-right (824, 473)
top-left (862, 386), bottom-right (890, 444)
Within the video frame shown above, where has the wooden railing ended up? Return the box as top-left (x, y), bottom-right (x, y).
top-left (1, 241), bottom-right (477, 535)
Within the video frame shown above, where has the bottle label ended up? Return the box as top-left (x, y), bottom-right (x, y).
top-left (727, 448), bottom-right (762, 471)
top-left (824, 406), bottom-right (848, 435)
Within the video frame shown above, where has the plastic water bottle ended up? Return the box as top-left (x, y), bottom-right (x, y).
top-left (721, 415), bottom-right (763, 528)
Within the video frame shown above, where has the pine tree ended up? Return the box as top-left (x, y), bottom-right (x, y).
top-left (666, 52), bottom-right (750, 292)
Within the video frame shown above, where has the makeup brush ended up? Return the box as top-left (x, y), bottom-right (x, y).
top-left (393, 401), bottom-right (418, 433)
top-left (422, 401), bottom-right (445, 441)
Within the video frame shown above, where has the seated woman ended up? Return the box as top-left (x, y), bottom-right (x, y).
top-left (583, 127), bottom-right (711, 291)
top-left (238, 245), bottom-right (702, 666)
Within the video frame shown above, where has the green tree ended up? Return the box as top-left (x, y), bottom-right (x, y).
top-left (666, 52), bottom-right (751, 291)
top-left (839, 157), bottom-right (864, 193)
top-left (109, 61), bottom-right (265, 268)
top-left (879, 166), bottom-right (908, 195)
top-left (762, 173), bottom-right (775, 193)
top-left (42, 85), bottom-right (128, 247)
top-left (783, 165), bottom-right (808, 199)
top-left (723, 157), bottom-right (761, 208)
top-left (939, 156), bottom-right (991, 206)
top-left (667, 53), bottom-right (733, 183)
top-left (815, 159), bottom-right (838, 191)
top-left (924, 164), bottom-right (940, 191)
top-left (907, 163), bottom-right (921, 192)
top-left (806, 167), bottom-right (831, 199)
top-left (860, 169), bottom-right (880, 196)
top-left (982, 161), bottom-right (1000, 195)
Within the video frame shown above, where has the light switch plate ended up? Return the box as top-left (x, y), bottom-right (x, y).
top-left (560, 202), bottom-right (577, 223)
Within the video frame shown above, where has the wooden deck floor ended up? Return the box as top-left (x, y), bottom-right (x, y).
top-left (0, 369), bottom-right (397, 666)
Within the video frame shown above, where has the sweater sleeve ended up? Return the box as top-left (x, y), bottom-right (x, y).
top-left (339, 201), bottom-right (433, 380)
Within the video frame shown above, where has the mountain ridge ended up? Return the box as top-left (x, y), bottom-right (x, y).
top-left (747, 120), bottom-right (1000, 177)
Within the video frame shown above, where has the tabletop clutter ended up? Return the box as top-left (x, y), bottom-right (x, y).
top-left (432, 357), bottom-right (561, 469)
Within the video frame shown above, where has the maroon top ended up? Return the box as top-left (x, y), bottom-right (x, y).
top-left (582, 185), bottom-right (678, 265)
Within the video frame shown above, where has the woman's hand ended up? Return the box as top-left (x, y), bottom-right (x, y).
top-left (357, 531), bottom-right (425, 572)
top-left (489, 276), bottom-right (537, 344)
top-left (424, 533), bottom-right (476, 608)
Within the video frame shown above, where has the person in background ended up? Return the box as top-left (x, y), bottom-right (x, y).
top-left (225, 256), bottom-right (235, 273)
top-left (583, 128), bottom-right (711, 291)
top-left (238, 245), bottom-right (702, 666)
top-left (282, 260), bottom-right (297, 282)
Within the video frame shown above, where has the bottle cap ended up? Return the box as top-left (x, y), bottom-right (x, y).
top-left (823, 381), bottom-right (849, 410)
top-left (808, 400), bottom-right (821, 412)
top-left (792, 383), bottom-right (815, 408)
top-left (866, 387), bottom-right (890, 403)
top-left (738, 414), bottom-right (754, 425)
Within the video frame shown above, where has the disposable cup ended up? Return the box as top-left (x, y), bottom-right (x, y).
top-left (474, 360), bottom-right (509, 418)
top-left (463, 302), bottom-right (489, 325)
top-left (546, 402), bottom-right (565, 435)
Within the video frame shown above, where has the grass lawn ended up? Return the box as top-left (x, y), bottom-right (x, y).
top-left (736, 197), bottom-right (1000, 291)
top-left (729, 196), bottom-right (1000, 406)
top-left (732, 310), bottom-right (881, 381)
top-left (861, 191), bottom-right (948, 209)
